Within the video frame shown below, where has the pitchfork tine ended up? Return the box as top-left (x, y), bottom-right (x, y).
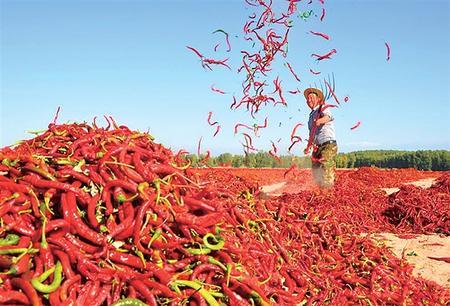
top-left (319, 79), bottom-right (325, 101)
top-left (324, 74), bottom-right (330, 101)
top-left (331, 72), bottom-right (336, 97)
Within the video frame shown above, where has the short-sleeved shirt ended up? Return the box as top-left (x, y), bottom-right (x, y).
top-left (308, 106), bottom-right (336, 146)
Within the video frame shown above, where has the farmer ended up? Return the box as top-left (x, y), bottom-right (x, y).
top-left (303, 87), bottom-right (337, 188)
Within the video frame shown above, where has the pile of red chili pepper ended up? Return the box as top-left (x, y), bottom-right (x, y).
top-left (0, 121), bottom-right (449, 305)
top-left (272, 173), bottom-right (449, 236)
top-left (193, 168), bottom-right (294, 187)
top-left (346, 167), bottom-right (439, 188)
top-left (430, 172), bottom-right (450, 194)
top-left (384, 184), bottom-right (450, 235)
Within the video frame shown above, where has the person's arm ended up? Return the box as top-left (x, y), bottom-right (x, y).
top-left (315, 115), bottom-right (332, 125)
top-left (315, 108), bottom-right (334, 125)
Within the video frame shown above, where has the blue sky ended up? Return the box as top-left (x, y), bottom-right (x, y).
top-left (1, 0), bottom-right (449, 155)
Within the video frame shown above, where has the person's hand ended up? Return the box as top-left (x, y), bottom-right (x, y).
top-left (315, 115), bottom-right (330, 126)
top-left (315, 117), bottom-right (325, 125)
top-left (304, 147), bottom-right (310, 155)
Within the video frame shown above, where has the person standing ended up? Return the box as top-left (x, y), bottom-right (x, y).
top-left (303, 87), bottom-right (338, 188)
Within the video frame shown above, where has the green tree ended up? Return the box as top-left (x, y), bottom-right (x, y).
top-left (217, 153), bottom-right (233, 166)
top-left (232, 155), bottom-right (244, 167)
top-left (243, 153), bottom-right (257, 167)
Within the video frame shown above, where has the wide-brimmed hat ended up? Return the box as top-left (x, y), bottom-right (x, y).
top-left (304, 88), bottom-right (324, 102)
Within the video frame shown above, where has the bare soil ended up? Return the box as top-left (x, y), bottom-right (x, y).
top-left (373, 233), bottom-right (450, 288)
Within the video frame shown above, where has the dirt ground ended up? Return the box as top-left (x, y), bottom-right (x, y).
top-left (261, 176), bottom-right (450, 288)
top-left (373, 232), bottom-right (450, 288)
top-left (380, 177), bottom-right (437, 195)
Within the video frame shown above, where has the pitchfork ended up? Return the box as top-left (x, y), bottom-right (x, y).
top-left (312, 72), bottom-right (337, 103)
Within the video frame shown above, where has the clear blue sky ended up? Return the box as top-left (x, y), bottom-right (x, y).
top-left (1, 0), bottom-right (449, 155)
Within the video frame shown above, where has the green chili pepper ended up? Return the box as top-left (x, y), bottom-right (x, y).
top-left (29, 166), bottom-right (56, 181)
top-left (134, 248), bottom-right (146, 268)
top-left (147, 228), bottom-right (162, 248)
top-left (187, 247), bottom-right (211, 255)
top-left (116, 193), bottom-right (138, 203)
top-left (0, 234), bottom-right (20, 246)
top-left (203, 233), bottom-right (225, 251)
top-left (31, 261), bottom-right (63, 293)
top-left (207, 256), bottom-right (227, 271)
top-left (251, 291), bottom-right (271, 306)
top-left (0, 248), bottom-right (39, 255)
top-left (171, 280), bottom-right (220, 306)
top-left (0, 193), bottom-right (19, 205)
top-left (111, 298), bottom-right (147, 306)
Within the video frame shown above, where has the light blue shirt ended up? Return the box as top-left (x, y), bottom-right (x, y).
top-left (308, 106), bottom-right (336, 146)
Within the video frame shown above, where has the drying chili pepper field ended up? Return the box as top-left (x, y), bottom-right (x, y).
top-left (0, 121), bottom-right (449, 305)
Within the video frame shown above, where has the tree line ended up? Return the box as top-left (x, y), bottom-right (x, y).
top-left (185, 150), bottom-right (450, 171)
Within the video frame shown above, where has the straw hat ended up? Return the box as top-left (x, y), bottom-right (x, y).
top-left (304, 88), bottom-right (324, 102)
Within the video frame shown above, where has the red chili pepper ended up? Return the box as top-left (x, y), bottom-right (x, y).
top-left (202, 57), bottom-right (232, 70)
top-left (91, 284), bottom-right (111, 306)
top-left (268, 151), bottom-right (280, 163)
top-left (129, 279), bottom-right (158, 305)
top-left (285, 62), bottom-right (301, 82)
top-left (0, 289), bottom-right (31, 304)
top-left (186, 46), bottom-right (203, 58)
top-left (288, 88), bottom-right (301, 94)
top-left (310, 30), bottom-right (329, 40)
top-left (211, 84), bottom-right (226, 94)
top-left (2, 214), bottom-right (35, 237)
top-left (52, 250), bottom-right (75, 280)
top-left (311, 48), bottom-right (337, 61)
top-left (290, 122), bottom-right (303, 141)
top-left (234, 123), bottom-right (253, 135)
top-left (385, 42), bottom-right (391, 61)
top-left (11, 277), bottom-right (42, 306)
top-left (324, 79), bottom-right (340, 104)
top-left (108, 202), bottom-right (135, 239)
top-left (48, 287), bottom-right (63, 306)
top-left (141, 278), bottom-right (177, 298)
top-left (309, 68), bottom-right (321, 75)
top-left (22, 174), bottom-right (91, 204)
top-left (0, 181), bottom-right (33, 195)
top-left (207, 112), bottom-right (218, 126)
top-left (59, 275), bottom-right (81, 301)
top-left (213, 125), bottom-right (221, 137)
top-left (64, 233), bottom-right (99, 254)
top-left (213, 29), bottom-right (231, 52)
top-left (288, 138), bottom-right (301, 152)
top-left (427, 256), bottom-right (450, 263)
top-left (63, 192), bottom-right (104, 245)
top-left (176, 212), bottom-right (222, 227)
top-left (350, 121), bottom-right (361, 130)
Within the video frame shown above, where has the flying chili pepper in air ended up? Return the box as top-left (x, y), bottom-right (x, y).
top-left (285, 62), bottom-right (301, 82)
top-left (309, 68), bottom-right (321, 75)
top-left (186, 46), bottom-right (204, 59)
top-left (213, 125), bottom-right (221, 137)
top-left (211, 85), bottom-right (226, 94)
top-left (213, 29), bottom-right (232, 52)
top-left (320, 8), bottom-right (326, 21)
top-left (324, 79), bottom-right (340, 104)
top-left (350, 121), bottom-right (361, 130)
top-left (385, 42), bottom-right (391, 61)
top-left (309, 30), bottom-right (330, 40)
top-left (311, 49), bottom-right (337, 61)
top-left (207, 112), bottom-right (218, 126)
top-left (288, 88), bottom-right (301, 94)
